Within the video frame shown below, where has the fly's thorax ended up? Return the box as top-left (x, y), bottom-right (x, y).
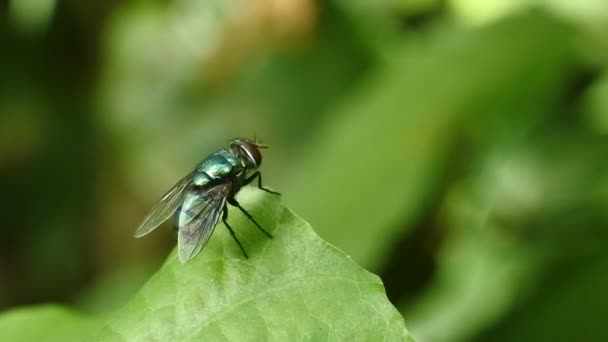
top-left (193, 150), bottom-right (243, 187)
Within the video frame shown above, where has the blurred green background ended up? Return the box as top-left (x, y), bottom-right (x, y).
top-left (1, 0), bottom-right (608, 340)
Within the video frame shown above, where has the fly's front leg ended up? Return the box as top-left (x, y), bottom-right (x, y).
top-left (228, 197), bottom-right (273, 239)
top-left (244, 171), bottom-right (281, 196)
top-left (222, 204), bottom-right (248, 258)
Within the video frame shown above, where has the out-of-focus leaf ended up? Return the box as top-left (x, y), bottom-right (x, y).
top-left (282, 12), bottom-right (575, 270)
top-left (404, 221), bottom-right (544, 342)
top-left (449, 0), bottom-right (530, 25)
top-left (405, 133), bottom-right (608, 341)
top-left (330, 0), bottom-right (402, 57)
top-left (479, 253), bottom-right (608, 341)
top-left (0, 305), bottom-right (96, 342)
top-left (394, 0), bottom-right (440, 14)
top-left (583, 71), bottom-right (608, 133)
top-left (95, 188), bottom-right (411, 341)
top-left (449, 1), bottom-right (608, 64)
top-left (9, 0), bottom-right (56, 36)
top-left (450, 0), bottom-right (608, 27)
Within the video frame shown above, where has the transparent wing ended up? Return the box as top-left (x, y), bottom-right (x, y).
top-left (134, 171), bottom-right (194, 238)
top-left (177, 183), bottom-right (231, 263)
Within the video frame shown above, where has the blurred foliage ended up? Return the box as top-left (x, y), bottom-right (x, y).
top-left (0, 305), bottom-right (96, 342)
top-left (1, 0), bottom-right (608, 340)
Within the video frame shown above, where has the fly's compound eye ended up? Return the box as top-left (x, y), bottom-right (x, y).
top-left (240, 142), bottom-right (262, 168)
top-left (230, 139), bottom-right (262, 168)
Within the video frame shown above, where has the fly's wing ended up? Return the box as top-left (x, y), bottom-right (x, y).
top-left (134, 171), bottom-right (194, 238)
top-left (177, 183), bottom-right (231, 263)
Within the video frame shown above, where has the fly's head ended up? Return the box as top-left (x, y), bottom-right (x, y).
top-left (229, 138), bottom-right (267, 170)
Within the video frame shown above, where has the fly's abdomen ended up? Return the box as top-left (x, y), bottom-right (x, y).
top-left (173, 191), bottom-right (207, 230)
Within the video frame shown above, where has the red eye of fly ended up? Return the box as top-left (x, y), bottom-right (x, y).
top-left (240, 142), bottom-right (262, 168)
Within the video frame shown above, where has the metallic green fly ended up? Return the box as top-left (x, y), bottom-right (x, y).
top-left (134, 138), bottom-right (280, 263)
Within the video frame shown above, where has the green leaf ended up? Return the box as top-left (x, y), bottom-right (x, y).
top-left (0, 188), bottom-right (412, 341)
top-left (0, 305), bottom-right (96, 342)
top-left (96, 187), bottom-right (411, 340)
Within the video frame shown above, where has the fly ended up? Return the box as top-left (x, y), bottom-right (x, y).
top-left (134, 138), bottom-right (280, 263)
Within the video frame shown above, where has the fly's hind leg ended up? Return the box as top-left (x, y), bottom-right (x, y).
top-left (222, 205), bottom-right (248, 258)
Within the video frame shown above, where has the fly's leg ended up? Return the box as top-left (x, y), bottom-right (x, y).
top-left (222, 205), bottom-right (249, 258)
top-left (228, 197), bottom-right (273, 239)
top-left (244, 171), bottom-right (281, 196)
